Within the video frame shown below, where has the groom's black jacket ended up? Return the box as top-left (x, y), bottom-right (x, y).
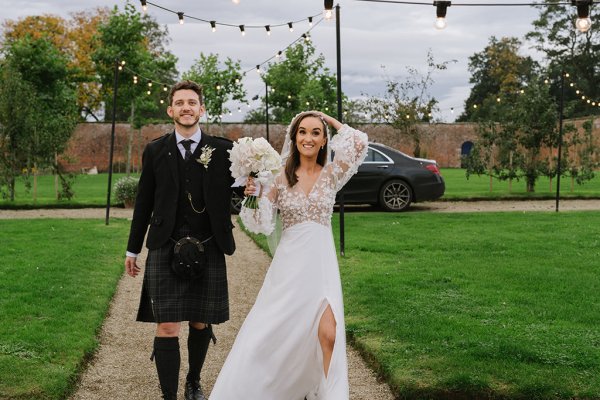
top-left (126, 131), bottom-right (236, 255)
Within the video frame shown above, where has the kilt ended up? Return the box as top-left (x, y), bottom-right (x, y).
top-left (136, 226), bottom-right (229, 324)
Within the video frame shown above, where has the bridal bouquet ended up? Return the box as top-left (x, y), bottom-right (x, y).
top-left (229, 137), bottom-right (282, 209)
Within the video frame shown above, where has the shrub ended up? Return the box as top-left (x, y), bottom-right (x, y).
top-left (113, 176), bottom-right (139, 206)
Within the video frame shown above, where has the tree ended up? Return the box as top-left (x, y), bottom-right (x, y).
top-left (0, 64), bottom-right (37, 200)
top-left (458, 36), bottom-right (537, 122)
top-left (0, 36), bottom-right (78, 200)
top-left (92, 0), bottom-right (177, 174)
top-left (465, 79), bottom-right (559, 192)
top-left (526, 1), bottom-right (600, 118)
top-left (247, 40), bottom-right (338, 124)
top-left (182, 53), bottom-right (246, 126)
top-left (564, 119), bottom-right (599, 191)
top-left (92, 1), bottom-right (178, 123)
top-left (364, 50), bottom-right (454, 157)
top-left (1, 9), bottom-right (111, 120)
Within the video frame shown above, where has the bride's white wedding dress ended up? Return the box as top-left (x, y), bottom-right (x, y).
top-left (210, 125), bottom-right (368, 400)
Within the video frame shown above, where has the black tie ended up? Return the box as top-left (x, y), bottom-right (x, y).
top-left (181, 139), bottom-right (193, 161)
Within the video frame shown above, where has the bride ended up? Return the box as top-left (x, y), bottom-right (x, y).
top-left (210, 111), bottom-right (367, 400)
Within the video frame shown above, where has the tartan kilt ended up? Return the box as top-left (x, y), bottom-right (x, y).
top-left (136, 227), bottom-right (229, 324)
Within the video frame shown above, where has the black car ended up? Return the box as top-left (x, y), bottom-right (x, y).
top-left (230, 142), bottom-right (445, 213)
top-left (337, 142), bottom-right (445, 211)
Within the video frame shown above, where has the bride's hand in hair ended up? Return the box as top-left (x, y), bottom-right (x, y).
top-left (316, 111), bottom-right (342, 131)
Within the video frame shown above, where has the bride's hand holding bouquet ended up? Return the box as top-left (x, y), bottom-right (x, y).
top-left (228, 137), bottom-right (281, 209)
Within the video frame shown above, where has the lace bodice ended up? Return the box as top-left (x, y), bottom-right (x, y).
top-left (240, 124), bottom-right (368, 234)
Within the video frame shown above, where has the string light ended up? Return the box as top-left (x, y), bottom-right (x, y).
top-left (147, 80), bottom-right (153, 88)
top-left (140, 0), bottom-right (147, 13)
top-left (434, 1), bottom-right (450, 30)
top-left (239, 25), bottom-right (245, 36)
top-left (324, 0), bottom-right (334, 20)
top-left (288, 22), bottom-right (294, 32)
top-left (265, 25), bottom-right (271, 35)
top-left (142, 2), bottom-right (320, 36)
top-left (232, 0), bottom-right (240, 4)
top-left (163, 84), bottom-right (168, 92)
top-left (573, 0), bottom-right (592, 33)
top-left (358, 0), bottom-right (592, 34)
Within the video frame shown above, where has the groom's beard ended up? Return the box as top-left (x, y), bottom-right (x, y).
top-left (173, 114), bottom-right (200, 129)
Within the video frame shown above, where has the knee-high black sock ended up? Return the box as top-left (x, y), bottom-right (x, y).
top-left (186, 325), bottom-right (212, 382)
top-left (153, 336), bottom-right (180, 397)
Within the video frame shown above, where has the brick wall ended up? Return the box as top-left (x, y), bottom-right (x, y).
top-left (60, 117), bottom-right (600, 172)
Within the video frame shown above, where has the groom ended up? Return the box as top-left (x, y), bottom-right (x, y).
top-left (124, 80), bottom-right (235, 400)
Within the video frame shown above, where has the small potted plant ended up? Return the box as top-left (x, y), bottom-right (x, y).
top-left (114, 176), bottom-right (139, 208)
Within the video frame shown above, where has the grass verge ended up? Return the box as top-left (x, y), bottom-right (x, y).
top-left (0, 219), bottom-right (130, 399)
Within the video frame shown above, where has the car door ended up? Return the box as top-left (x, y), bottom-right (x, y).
top-left (340, 146), bottom-right (393, 203)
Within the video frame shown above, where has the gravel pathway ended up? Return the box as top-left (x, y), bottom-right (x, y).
top-left (3, 200), bottom-right (599, 400)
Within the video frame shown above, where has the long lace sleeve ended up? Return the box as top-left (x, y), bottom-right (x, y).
top-left (239, 176), bottom-right (280, 235)
top-left (329, 124), bottom-right (368, 191)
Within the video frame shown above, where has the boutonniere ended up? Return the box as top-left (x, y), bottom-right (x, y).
top-left (196, 145), bottom-right (215, 170)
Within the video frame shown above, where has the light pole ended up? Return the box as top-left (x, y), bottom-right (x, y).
top-left (325, 1), bottom-right (346, 256)
top-left (265, 80), bottom-right (270, 143)
top-left (555, 70), bottom-right (566, 212)
top-left (105, 59), bottom-right (121, 225)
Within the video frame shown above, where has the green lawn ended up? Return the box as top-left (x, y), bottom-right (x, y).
top-left (441, 168), bottom-right (600, 199)
top-left (241, 212), bottom-right (600, 399)
top-left (0, 219), bottom-right (130, 399)
top-left (2, 169), bottom-right (599, 209)
top-left (0, 173), bottom-right (138, 208)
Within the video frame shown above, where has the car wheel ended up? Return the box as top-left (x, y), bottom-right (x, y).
top-left (379, 179), bottom-right (412, 211)
top-left (230, 191), bottom-right (243, 214)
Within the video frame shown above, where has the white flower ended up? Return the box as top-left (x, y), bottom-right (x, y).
top-left (228, 137), bottom-right (282, 209)
top-left (197, 145), bottom-right (215, 169)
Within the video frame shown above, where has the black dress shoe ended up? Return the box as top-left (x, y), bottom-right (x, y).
top-left (184, 380), bottom-right (206, 400)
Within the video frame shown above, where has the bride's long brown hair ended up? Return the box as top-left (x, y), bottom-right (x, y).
top-left (284, 112), bottom-right (328, 187)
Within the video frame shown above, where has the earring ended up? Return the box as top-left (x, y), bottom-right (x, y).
top-left (321, 145), bottom-right (324, 150)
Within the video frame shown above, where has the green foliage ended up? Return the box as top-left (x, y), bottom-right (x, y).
top-left (113, 175), bottom-right (138, 204)
top-left (564, 119), bottom-right (599, 185)
top-left (363, 50), bottom-right (454, 157)
top-left (0, 219), bottom-right (129, 399)
top-left (465, 78), bottom-right (565, 192)
top-left (249, 41), bottom-right (338, 123)
top-left (526, 1), bottom-right (600, 119)
top-left (0, 35), bottom-right (78, 201)
top-left (182, 53), bottom-right (246, 125)
top-left (458, 36), bottom-right (538, 122)
top-left (92, 0), bottom-right (178, 125)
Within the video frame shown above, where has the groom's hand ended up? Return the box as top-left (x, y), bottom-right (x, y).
top-left (125, 256), bottom-right (141, 277)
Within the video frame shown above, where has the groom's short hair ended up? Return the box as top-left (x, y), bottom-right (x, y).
top-left (168, 80), bottom-right (204, 106)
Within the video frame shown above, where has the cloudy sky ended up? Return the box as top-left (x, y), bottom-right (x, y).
top-left (0, 1), bottom-right (545, 122)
